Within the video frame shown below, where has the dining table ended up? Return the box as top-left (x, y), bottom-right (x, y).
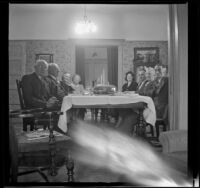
top-left (58, 92), bottom-right (156, 137)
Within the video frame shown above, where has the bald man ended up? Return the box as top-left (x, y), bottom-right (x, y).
top-left (21, 60), bottom-right (59, 109)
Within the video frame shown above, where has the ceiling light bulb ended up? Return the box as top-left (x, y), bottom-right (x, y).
top-left (75, 20), bottom-right (97, 34)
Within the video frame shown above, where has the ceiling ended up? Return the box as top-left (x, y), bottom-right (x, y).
top-left (9, 4), bottom-right (168, 14)
top-left (9, 4), bottom-right (169, 40)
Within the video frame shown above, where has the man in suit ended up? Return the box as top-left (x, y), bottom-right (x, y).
top-left (136, 69), bottom-right (148, 94)
top-left (45, 63), bottom-right (66, 102)
top-left (21, 59), bottom-right (59, 109)
top-left (138, 67), bottom-right (155, 98)
top-left (152, 65), bottom-right (168, 121)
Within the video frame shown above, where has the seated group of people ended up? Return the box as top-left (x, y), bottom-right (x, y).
top-left (21, 60), bottom-right (85, 132)
top-left (22, 59), bottom-right (84, 109)
top-left (127, 64), bottom-right (168, 120)
top-left (113, 64), bottom-right (168, 135)
top-left (21, 59), bottom-right (168, 136)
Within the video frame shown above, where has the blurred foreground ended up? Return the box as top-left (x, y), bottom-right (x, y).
top-left (70, 120), bottom-right (193, 187)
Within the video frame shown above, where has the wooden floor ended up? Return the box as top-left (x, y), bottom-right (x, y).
top-left (11, 110), bottom-right (186, 183)
top-left (13, 112), bottom-right (123, 183)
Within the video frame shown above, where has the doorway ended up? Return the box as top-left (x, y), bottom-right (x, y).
top-left (75, 45), bottom-right (118, 87)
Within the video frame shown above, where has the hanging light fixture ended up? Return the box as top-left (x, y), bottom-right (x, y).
top-left (75, 5), bottom-right (97, 34)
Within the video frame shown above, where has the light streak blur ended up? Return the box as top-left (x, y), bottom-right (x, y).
top-left (70, 120), bottom-right (193, 187)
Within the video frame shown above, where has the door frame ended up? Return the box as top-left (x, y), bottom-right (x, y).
top-left (167, 4), bottom-right (188, 130)
top-left (83, 47), bottom-right (108, 87)
top-left (69, 39), bottom-right (125, 90)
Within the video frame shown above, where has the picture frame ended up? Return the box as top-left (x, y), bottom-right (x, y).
top-left (134, 47), bottom-right (159, 63)
top-left (35, 54), bottom-right (53, 64)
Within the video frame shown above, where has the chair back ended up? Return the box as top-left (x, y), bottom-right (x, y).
top-left (162, 104), bottom-right (168, 125)
top-left (16, 79), bottom-right (25, 109)
top-left (163, 104), bottom-right (168, 118)
top-left (9, 122), bottom-right (18, 182)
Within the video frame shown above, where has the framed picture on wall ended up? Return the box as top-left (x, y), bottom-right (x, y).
top-left (35, 54), bottom-right (53, 64)
top-left (134, 47), bottom-right (159, 63)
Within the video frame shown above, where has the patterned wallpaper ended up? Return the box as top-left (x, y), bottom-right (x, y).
top-left (22, 40), bottom-right (167, 82)
top-left (26, 40), bottom-right (73, 80)
top-left (122, 41), bottom-right (168, 80)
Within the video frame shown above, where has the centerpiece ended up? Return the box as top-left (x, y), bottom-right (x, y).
top-left (93, 84), bottom-right (117, 95)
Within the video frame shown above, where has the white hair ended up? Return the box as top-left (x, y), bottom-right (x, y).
top-left (145, 67), bottom-right (155, 81)
top-left (72, 74), bottom-right (81, 82)
top-left (34, 59), bottom-right (48, 69)
top-left (161, 67), bottom-right (167, 77)
top-left (62, 72), bottom-right (71, 81)
top-left (48, 63), bottom-right (60, 75)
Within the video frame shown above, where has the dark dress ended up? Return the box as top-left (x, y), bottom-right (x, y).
top-left (122, 81), bottom-right (138, 92)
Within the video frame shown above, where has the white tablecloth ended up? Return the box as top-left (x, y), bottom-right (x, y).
top-left (58, 94), bottom-right (156, 133)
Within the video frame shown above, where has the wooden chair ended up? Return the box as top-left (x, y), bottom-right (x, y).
top-left (16, 79), bottom-right (49, 131)
top-left (16, 79), bottom-right (35, 131)
top-left (143, 104), bottom-right (168, 140)
top-left (135, 102), bottom-right (149, 137)
top-left (9, 110), bottom-right (75, 182)
top-left (155, 104), bottom-right (168, 138)
top-left (145, 123), bottom-right (155, 137)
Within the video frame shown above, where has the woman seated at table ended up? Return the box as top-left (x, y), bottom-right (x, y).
top-left (71, 74), bottom-right (84, 95)
top-left (71, 74), bottom-right (86, 119)
top-left (112, 71), bottom-right (138, 133)
top-left (122, 71), bottom-right (138, 92)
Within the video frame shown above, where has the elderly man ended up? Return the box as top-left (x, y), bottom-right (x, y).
top-left (21, 59), bottom-right (58, 109)
top-left (136, 69), bottom-right (148, 94)
top-left (152, 65), bottom-right (168, 122)
top-left (45, 63), bottom-right (66, 101)
top-left (138, 67), bottom-right (155, 98)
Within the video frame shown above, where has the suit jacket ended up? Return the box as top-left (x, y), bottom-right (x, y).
top-left (122, 81), bottom-right (138, 92)
top-left (143, 81), bottom-right (155, 98)
top-left (153, 76), bottom-right (168, 118)
top-left (137, 80), bottom-right (149, 95)
top-left (45, 75), bottom-right (66, 101)
top-left (21, 72), bottom-right (51, 108)
top-left (138, 80), bottom-right (155, 98)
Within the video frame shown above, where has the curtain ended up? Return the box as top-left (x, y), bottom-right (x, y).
top-left (107, 46), bottom-right (118, 87)
top-left (75, 46), bottom-right (85, 87)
